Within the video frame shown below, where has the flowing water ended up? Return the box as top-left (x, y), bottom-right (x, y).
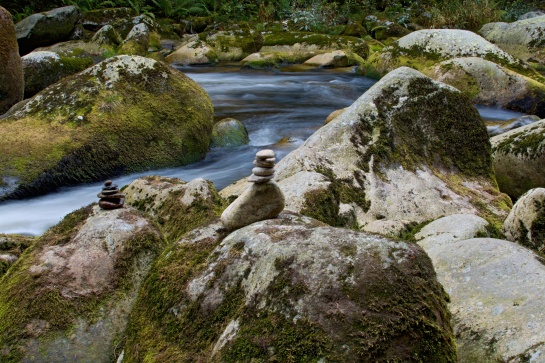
top-left (0, 66), bottom-right (527, 236)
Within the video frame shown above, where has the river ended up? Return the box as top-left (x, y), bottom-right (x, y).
top-left (0, 66), bottom-right (526, 236)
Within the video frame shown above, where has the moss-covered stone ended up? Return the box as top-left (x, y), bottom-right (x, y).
top-left (0, 205), bottom-right (164, 362)
top-left (0, 6), bottom-right (24, 115)
top-left (0, 233), bottom-right (35, 276)
top-left (204, 29), bottom-right (264, 61)
top-left (0, 55), bottom-right (214, 201)
top-left (81, 7), bottom-right (136, 32)
top-left (210, 118), bottom-right (249, 148)
top-left (122, 213), bottom-right (456, 362)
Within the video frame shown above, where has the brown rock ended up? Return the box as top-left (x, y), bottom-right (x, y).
top-left (0, 7), bottom-right (24, 115)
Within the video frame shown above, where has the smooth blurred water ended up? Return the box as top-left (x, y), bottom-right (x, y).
top-left (0, 67), bottom-right (375, 236)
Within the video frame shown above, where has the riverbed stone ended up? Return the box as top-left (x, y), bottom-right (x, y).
top-left (0, 55), bottom-right (214, 201)
top-left (0, 6), bottom-right (24, 115)
top-left (303, 50), bottom-right (364, 68)
top-left (165, 40), bottom-right (216, 65)
top-left (491, 119), bottom-right (545, 199)
top-left (22, 50), bottom-right (93, 98)
top-left (502, 188), bottom-right (545, 253)
top-left (480, 15), bottom-right (545, 66)
top-left (15, 6), bottom-right (81, 55)
top-left (210, 117), bottom-right (249, 148)
top-left (488, 115), bottom-right (541, 136)
top-left (0, 204), bottom-right (164, 363)
top-left (123, 212), bottom-right (456, 362)
top-left (425, 57), bottom-right (545, 117)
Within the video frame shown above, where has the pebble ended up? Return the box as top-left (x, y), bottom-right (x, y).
top-left (249, 149), bottom-right (276, 184)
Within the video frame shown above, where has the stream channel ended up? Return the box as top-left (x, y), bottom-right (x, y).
top-left (0, 66), bottom-right (526, 236)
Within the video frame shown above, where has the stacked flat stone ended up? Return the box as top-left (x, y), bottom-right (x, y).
top-left (221, 149), bottom-right (285, 231)
top-left (248, 149), bottom-right (276, 183)
top-left (97, 180), bottom-right (125, 209)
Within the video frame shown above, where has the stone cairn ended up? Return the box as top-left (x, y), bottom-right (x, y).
top-left (97, 180), bottom-right (125, 209)
top-left (221, 149), bottom-right (285, 231)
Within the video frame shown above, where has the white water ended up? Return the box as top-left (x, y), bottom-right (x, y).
top-left (0, 67), bottom-right (529, 236)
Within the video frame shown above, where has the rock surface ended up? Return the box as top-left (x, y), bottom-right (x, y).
top-left (91, 24), bottom-right (122, 46)
top-left (123, 212), bottom-right (456, 362)
top-left (480, 15), bottom-right (545, 65)
top-left (15, 6), bottom-right (81, 55)
top-left (0, 204), bottom-right (163, 363)
top-left (491, 119), bottom-right (545, 199)
top-left (0, 55), bottom-right (214, 201)
top-left (222, 67), bottom-right (511, 229)
top-left (205, 29), bottom-right (263, 61)
top-left (0, 6), bottom-right (24, 115)
top-left (0, 233), bottom-right (35, 276)
top-left (22, 50), bottom-right (93, 98)
top-left (118, 23), bottom-right (150, 56)
top-left (488, 115), bottom-right (541, 136)
top-left (426, 57), bottom-right (545, 117)
top-left (502, 188), bottom-right (545, 253)
top-left (303, 50), bottom-right (364, 68)
top-left (166, 40), bottom-right (216, 65)
top-left (210, 117), bottom-right (249, 147)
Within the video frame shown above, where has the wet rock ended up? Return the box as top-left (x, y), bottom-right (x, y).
top-left (0, 55), bottom-right (213, 201)
top-left (0, 204), bottom-right (164, 363)
top-left (15, 6), bottom-right (81, 55)
top-left (426, 57), bottom-right (545, 117)
top-left (22, 50), bottom-right (93, 98)
top-left (491, 119), bottom-right (545, 199)
top-left (210, 117), bottom-right (249, 147)
top-left (123, 212), bottom-right (456, 362)
top-left (221, 150), bottom-right (285, 230)
top-left (0, 6), bottom-right (24, 115)
top-left (487, 115), bottom-right (541, 136)
top-left (502, 188), bottom-right (545, 253)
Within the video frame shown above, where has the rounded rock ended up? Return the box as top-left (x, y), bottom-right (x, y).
top-left (247, 174), bottom-right (274, 184)
top-left (256, 149), bottom-right (275, 160)
top-left (252, 167), bottom-right (275, 176)
top-left (253, 159), bottom-right (275, 168)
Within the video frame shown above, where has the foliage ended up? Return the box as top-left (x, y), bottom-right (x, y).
top-left (151, 0), bottom-right (209, 19)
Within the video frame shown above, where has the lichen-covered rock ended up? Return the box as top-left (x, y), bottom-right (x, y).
top-left (222, 67), bottom-right (510, 229)
top-left (0, 204), bottom-right (164, 363)
top-left (0, 6), bottom-right (24, 115)
top-left (420, 236), bottom-right (545, 362)
top-left (479, 15), bottom-right (545, 66)
top-left (0, 233), bottom-right (35, 276)
top-left (15, 6), bottom-right (81, 55)
top-left (81, 7), bottom-right (136, 32)
top-left (204, 29), bottom-right (263, 61)
top-left (210, 118), bottom-right (249, 148)
top-left (22, 51), bottom-right (93, 98)
top-left (426, 57), bottom-right (545, 117)
top-left (34, 39), bottom-right (108, 60)
top-left (363, 29), bottom-right (537, 80)
top-left (165, 40), bottom-right (217, 65)
top-left (491, 119), bottom-right (545, 198)
top-left (488, 115), bottom-right (541, 136)
top-left (519, 11), bottom-right (545, 20)
top-left (118, 23), bottom-right (150, 56)
top-left (0, 55), bottom-right (214, 201)
top-left (125, 176), bottom-right (225, 241)
top-left (123, 212), bottom-right (456, 362)
top-left (502, 188), bottom-right (545, 253)
top-left (91, 24), bottom-right (122, 47)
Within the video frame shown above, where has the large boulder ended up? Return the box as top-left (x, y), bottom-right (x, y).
top-left (0, 55), bottom-right (214, 201)
top-left (363, 29), bottom-right (537, 80)
top-left (491, 119), bottom-right (545, 199)
top-left (22, 51), bottom-right (93, 98)
top-left (480, 15), bottom-right (545, 66)
top-left (0, 204), bottom-right (164, 363)
top-left (502, 188), bottom-right (545, 253)
top-left (204, 29), bottom-right (263, 61)
top-left (81, 7), bottom-right (135, 32)
top-left (15, 6), bottom-right (81, 55)
top-left (425, 57), bottom-right (545, 117)
top-left (221, 67), bottom-right (511, 229)
top-left (118, 23), bottom-right (150, 56)
top-left (123, 212), bottom-right (456, 362)
top-left (0, 6), bottom-right (24, 115)
top-left (125, 176), bottom-right (226, 241)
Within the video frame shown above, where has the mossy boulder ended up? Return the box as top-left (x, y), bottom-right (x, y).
top-left (22, 51), bottom-right (94, 98)
top-left (15, 6), bottom-right (81, 55)
top-left (491, 119), bottom-right (545, 199)
top-left (222, 67), bottom-right (510, 230)
top-left (479, 15), bottom-right (545, 66)
top-left (363, 29), bottom-right (540, 81)
top-left (0, 233), bottom-right (35, 276)
top-left (91, 24), bottom-right (123, 47)
top-left (165, 40), bottom-right (217, 65)
top-left (81, 7), bottom-right (136, 32)
top-left (210, 118), bottom-right (249, 148)
top-left (125, 176), bottom-right (226, 241)
top-left (203, 29), bottom-right (264, 61)
top-left (0, 204), bottom-right (164, 363)
top-left (342, 20), bottom-right (368, 37)
top-left (118, 23), bottom-right (150, 56)
top-left (0, 6), bottom-right (24, 115)
top-left (303, 50), bottom-right (364, 68)
top-left (502, 188), bottom-right (545, 253)
top-left (369, 20), bottom-right (411, 41)
top-left (123, 212), bottom-right (456, 362)
top-left (34, 40), bottom-right (110, 62)
top-left (425, 57), bottom-right (545, 117)
top-left (0, 55), bottom-right (214, 201)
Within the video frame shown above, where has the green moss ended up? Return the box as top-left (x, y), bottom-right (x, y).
top-left (494, 130), bottom-right (545, 159)
top-left (241, 58), bottom-right (279, 70)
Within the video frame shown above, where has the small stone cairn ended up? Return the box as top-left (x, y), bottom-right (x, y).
top-left (97, 180), bottom-right (125, 209)
top-left (221, 149), bottom-right (285, 230)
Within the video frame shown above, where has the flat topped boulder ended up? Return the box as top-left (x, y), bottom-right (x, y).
top-left (0, 55), bottom-right (213, 201)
